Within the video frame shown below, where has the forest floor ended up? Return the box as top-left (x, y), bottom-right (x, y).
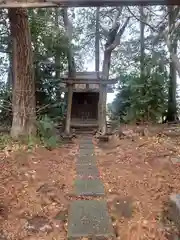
top-left (95, 124), bottom-right (180, 240)
top-left (0, 141), bottom-right (78, 240)
top-left (0, 124), bottom-right (180, 239)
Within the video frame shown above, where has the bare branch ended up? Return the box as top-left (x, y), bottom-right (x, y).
top-left (100, 25), bottom-right (109, 37)
top-left (127, 6), bottom-right (156, 31)
top-left (127, 6), bottom-right (170, 39)
top-left (153, 19), bottom-right (180, 46)
top-left (116, 17), bottom-right (130, 41)
top-left (106, 17), bottom-right (130, 51)
top-left (112, 7), bottom-right (123, 28)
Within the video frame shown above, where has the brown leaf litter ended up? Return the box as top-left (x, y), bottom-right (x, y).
top-left (95, 124), bottom-right (180, 240)
top-left (0, 141), bottom-right (78, 240)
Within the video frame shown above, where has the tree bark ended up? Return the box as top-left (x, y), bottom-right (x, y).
top-left (139, 6), bottom-right (146, 121)
top-left (100, 49), bottom-right (111, 134)
top-left (129, 6), bottom-right (180, 78)
top-left (8, 8), bottom-right (36, 139)
top-left (65, 83), bottom-right (73, 134)
top-left (166, 6), bottom-right (178, 122)
top-left (95, 7), bottom-right (101, 128)
top-left (95, 7), bottom-right (100, 73)
top-left (62, 8), bottom-right (76, 135)
top-left (7, 37), bottom-right (13, 91)
top-left (55, 8), bottom-right (61, 101)
top-left (99, 15), bottom-right (130, 135)
top-left (140, 6), bottom-right (145, 81)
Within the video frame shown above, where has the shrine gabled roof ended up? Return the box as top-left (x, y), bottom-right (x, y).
top-left (62, 71), bottom-right (103, 80)
top-left (61, 71), bottom-right (118, 84)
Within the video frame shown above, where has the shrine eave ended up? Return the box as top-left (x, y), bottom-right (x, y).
top-left (60, 87), bottom-right (114, 93)
top-left (61, 78), bottom-right (118, 85)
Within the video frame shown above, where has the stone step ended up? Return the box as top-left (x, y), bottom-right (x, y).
top-left (68, 200), bottom-right (114, 239)
top-left (80, 138), bottom-right (93, 144)
top-left (76, 164), bottom-right (99, 178)
top-left (79, 148), bottom-right (95, 157)
top-left (76, 156), bottom-right (97, 165)
top-left (73, 178), bottom-right (105, 196)
top-left (79, 143), bottom-right (94, 149)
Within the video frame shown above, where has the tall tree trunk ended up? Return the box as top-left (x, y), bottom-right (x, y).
top-left (95, 7), bottom-right (100, 73)
top-left (62, 8), bottom-right (76, 77)
top-left (99, 14), bottom-right (130, 134)
top-left (55, 8), bottom-right (61, 101)
top-left (62, 8), bottom-right (76, 135)
top-left (166, 6), bottom-right (178, 122)
top-left (8, 8), bottom-right (36, 139)
top-left (139, 6), bottom-right (146, 121)
top-left (99, 49), bottom-right (111, 134)
top-left (95, 7), bottom-right (101, 127)
top-left (140, 6), bottom-right (145, 81)
top-left (7, 38), bottom-right (13, 91)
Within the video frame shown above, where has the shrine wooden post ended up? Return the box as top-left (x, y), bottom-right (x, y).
top-left (65, 82), bottom-right (73, 135)
top-left (98, 82), bottom-right (107, 134)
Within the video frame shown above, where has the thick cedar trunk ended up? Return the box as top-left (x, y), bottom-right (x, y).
top-left (8, 8), bottom-right (36, 139)
top-left (166, 6), bottom-right (178, 122)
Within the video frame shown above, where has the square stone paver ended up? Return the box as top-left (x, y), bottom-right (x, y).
top-left (79, 143), bottom-right (94, 149)
top-left (80, 139), bottom-right (92, 144)
top-left (68, 200), bottom-right (114, 239)
top-left (79, 148), bottom-right (95, 156)
top-left (73, 179), bottom-right (105, 196)
top-left (76, 156), bottom-right (96, 165)
top-left (76, 164), bottom-right (99, 178)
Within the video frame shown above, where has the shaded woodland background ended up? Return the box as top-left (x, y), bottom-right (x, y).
top-left (0, 6), bottom-right (179, 142)
top-left (1, 7), bottom-right (180, 240)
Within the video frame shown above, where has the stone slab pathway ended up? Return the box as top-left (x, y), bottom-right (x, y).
top-left (68, 137), bottom-right (114, 239)
top-left (73, 179), bottom-right (105, 196)
top-left (79, 144), bottom-right (94, 149)
top-left (68, 200), bottom-right (114, 239)
top-left (79, 148), bottom-right (95, 156)
top-left (76, 164), bottom-right (99, 178)
top-left (76, 156), bottom-right (96, 165)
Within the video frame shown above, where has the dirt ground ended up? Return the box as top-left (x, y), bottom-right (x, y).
top-left (0, 142), bottom-right (78, 240)
top-left (95, 124), bottom-right (180, 240)
top-left (1, 124), bottom-right (180, 239)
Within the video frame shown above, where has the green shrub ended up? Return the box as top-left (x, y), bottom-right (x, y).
top-left (37, 115), bottom-right (58, 149)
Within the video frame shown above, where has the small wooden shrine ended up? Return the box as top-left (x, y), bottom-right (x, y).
top-left (60, 71), bottom-right (117, 132)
